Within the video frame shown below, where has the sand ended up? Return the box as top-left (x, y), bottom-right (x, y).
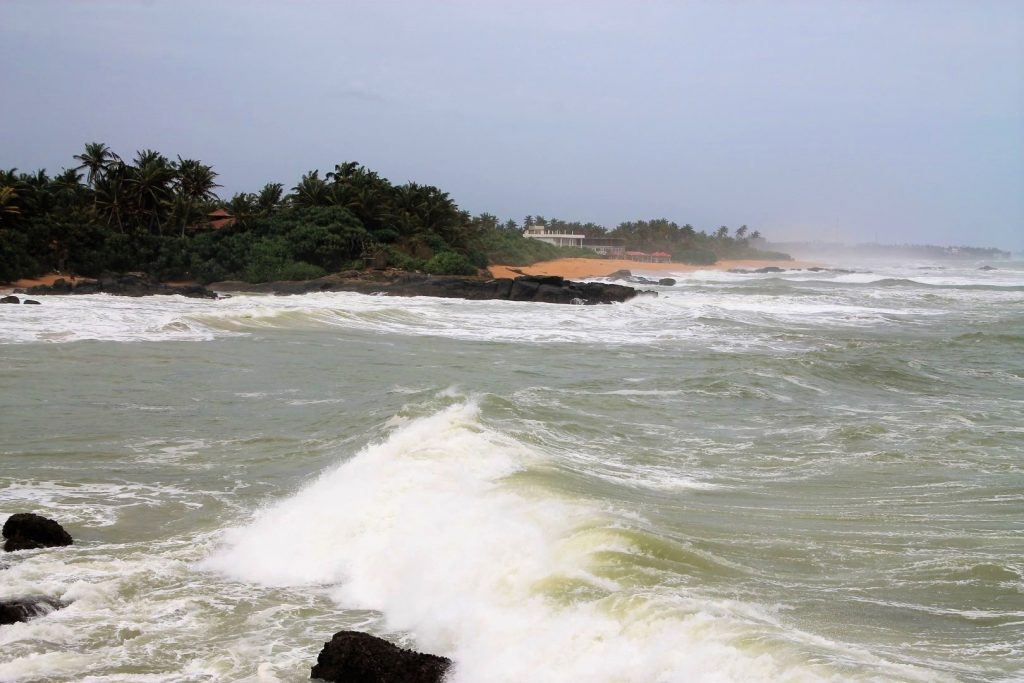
top-left (487, 258), bottom-right (821, 280)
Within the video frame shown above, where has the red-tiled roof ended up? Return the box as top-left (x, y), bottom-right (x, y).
top-left (208, 208), bottom-right (232, 218)
top-left (625, 251), bottom-right (647, 256)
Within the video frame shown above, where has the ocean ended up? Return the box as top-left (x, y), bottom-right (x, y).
top-left (1, 260), bottom-right (1021, 682)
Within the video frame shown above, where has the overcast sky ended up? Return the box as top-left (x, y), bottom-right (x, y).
top-left (2, 1), bottom-right (1021, 250)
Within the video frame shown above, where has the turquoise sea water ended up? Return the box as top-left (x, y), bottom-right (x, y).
top-left (1, 260), bottom-right (1022, 682)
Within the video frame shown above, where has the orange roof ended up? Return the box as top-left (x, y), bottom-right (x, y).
top-left (208, 208), bottom-right (232, 218)
top-left (651, 251), bottom-right (671, 257)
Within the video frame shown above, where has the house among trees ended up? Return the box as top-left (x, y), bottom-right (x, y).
top-left (207, 208), bottom-right (236, 230)
top-left (582, 236), bottom-right (625, 257)
top-left (523, 224), bottom-right (585, 248)
top-left (524, 224), bottom-right (625, 257)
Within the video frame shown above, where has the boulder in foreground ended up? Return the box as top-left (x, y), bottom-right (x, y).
top-left (311, 630), bottom-right (451, 682)
top-left (0, 598), bottom-right (64, 625)
top-left (3, 513), bottom-right (73, 552)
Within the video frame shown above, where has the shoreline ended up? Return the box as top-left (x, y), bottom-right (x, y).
top-left (2, 257), bottom-right (823, 296)
top-left (487, 257), bottom-right (823, 280)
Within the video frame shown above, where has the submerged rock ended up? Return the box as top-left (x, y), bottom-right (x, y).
top-left (22, 299), bottom-right (40, 304)
top-left (658, 278), bottom-right (676, 286)
top-left (0, 598), bottom-right (63, 625)
top-left (311, 630), bottom-right (451, 682)
top-left (0, 295), bottom-right (19, 304)
top-left (3, 513), bottom-right (73, 552)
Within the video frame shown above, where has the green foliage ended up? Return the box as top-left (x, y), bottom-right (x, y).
top-left (472, 223), bottom-right (600, 266)
top-left (0, 142), bottom-right (793, 284)
top-left (423, 251), bottom-right (478, 276)
top-left (671, 247), bottom-right (718, 265)
top-left (380, 246), bottom-right (426, 271)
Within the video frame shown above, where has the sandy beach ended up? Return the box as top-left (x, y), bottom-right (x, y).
top-left (487, 258), bottom-right (821, 280)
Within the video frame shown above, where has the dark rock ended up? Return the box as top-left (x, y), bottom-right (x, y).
top-left (978, 265), bottom-right (997, 271)
top-left (23, 273), bottom-right (218, 299)
top-left (753, 266), bottom-right (785, 273)
top-left (0, 295), bottom-right (19, 304)
top-left (0, 598), bottom-right (63, 625)
top-left (606, 269), bottom-right (632, 281)
top-left (658, 278), bottom-right (676, 286)
top-left (22, 299), bottom-right (40, 305)
top-left (311, 631), bottom-right (451, 683)
top-left (3, 513), bottom-right (73, 552)
top-left (212, 272), bottom-right (642, 305)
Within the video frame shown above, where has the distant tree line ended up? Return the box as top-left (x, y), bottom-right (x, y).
top-left (1, 143), bottom-right (786, 283)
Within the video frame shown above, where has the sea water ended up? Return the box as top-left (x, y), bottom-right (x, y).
top-left (0, 260), bottom-right (1021, 682)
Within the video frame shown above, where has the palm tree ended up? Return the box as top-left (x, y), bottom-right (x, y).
top-left (290, 170), bottom-right (331, 208)
top-left (94, 174), bottom-right (127, 233)
top-left (0, 185), bottom-right (21, 224)
top-left (125, 150), bottom-right (175, 234)
top-left (255, 183), bottom-right (283, 216)
top-left (174, 157), bottom-right (220, 235)
top-left (73, 142), bottom-right (119, 188)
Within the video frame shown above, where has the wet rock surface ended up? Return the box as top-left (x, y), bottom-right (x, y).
top-left (16, 273), bottom-right (218, 299)
top-left (3, 513), bottom-right (73, 552)
top-left (214, 271), bottom-right (644, 305)
top-left (0, 598), bottom-right (64, 625)
top-left (311, 630), bottom-right (451, 683)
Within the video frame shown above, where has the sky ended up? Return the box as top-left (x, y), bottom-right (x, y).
top-left (1, 1), bottom-right (1022, 251)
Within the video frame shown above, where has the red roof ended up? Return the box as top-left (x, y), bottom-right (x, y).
top-left (651, 251), bottom-right (671, 257)
top-left (208, 208), bottom-right (232, 218)
top-left (625, 251), bottom-right (647, 256)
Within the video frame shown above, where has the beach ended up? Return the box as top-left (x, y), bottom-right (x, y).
top-left (487, 257), bottom-right (819, 279)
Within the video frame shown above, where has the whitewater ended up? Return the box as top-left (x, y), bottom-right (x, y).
top-left (1, 260), bottom-right (1021, 682)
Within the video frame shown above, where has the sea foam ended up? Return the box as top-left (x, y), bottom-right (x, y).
top-left (204, 401), bottom-right (930, 682)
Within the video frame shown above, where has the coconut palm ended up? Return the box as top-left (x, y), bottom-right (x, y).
top-left (0, 185), bottom-right (21, 223)
top-left (255, 183), bottom-right (284, 216)
top-left (290, 171), bottom-right (331, 208)
top-left (174, 157), bottom-right (220, 235)
top-left (125, 150), bottom-right (176, 234)
top-left (73, 142), bottom-right (119, 188)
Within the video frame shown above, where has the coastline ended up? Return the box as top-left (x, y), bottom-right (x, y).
top-left (487, 257), bottom-right (821, 280)
top-left (3, 257), bottom-right (822, 296)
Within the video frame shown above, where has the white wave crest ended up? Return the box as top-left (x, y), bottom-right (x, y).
top-left (203, 402), bottom-right (931, 682)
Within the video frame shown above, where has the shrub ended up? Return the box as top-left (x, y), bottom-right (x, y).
top-left (277, 261), bottom-right (326, 281)
top-left (423, 251), bottom-right (477, 276)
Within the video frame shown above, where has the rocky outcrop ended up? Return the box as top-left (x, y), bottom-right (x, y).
top-left (0, 598), bottom-right (63, 625)
top-left (3, 513), bottom-right (73, 552)
top-left (311, 631), bottom-right (451, 682)
top-left (0, 295), bottom-right (20, 304)
top-left (16, 273), bottom-right (218, 299)
top-left (214, 272), bottom-right (646, 305)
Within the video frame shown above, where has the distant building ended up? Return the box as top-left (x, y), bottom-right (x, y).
top-left (207, 208), bottom-right (236, 230)
top-left (650, 251), bottom-right (671, 263)
top-left (626, 251), bottom-right (652, 262)
top-left (523, 225), bottom-right (626, 257)
top-left (582, 237), bottom-right (626, 257)
top-left (523, 225), bottom-right (585, 248)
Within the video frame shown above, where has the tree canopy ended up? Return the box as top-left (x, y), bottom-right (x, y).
top-left (0, 142), bottom-right (787, 283)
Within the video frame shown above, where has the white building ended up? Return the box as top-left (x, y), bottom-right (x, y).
top-left (523, 225), bottom-right (585, 248)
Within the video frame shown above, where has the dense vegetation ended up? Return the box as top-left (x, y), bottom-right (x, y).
top-left (1, 143), bottom-right (785, 283)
